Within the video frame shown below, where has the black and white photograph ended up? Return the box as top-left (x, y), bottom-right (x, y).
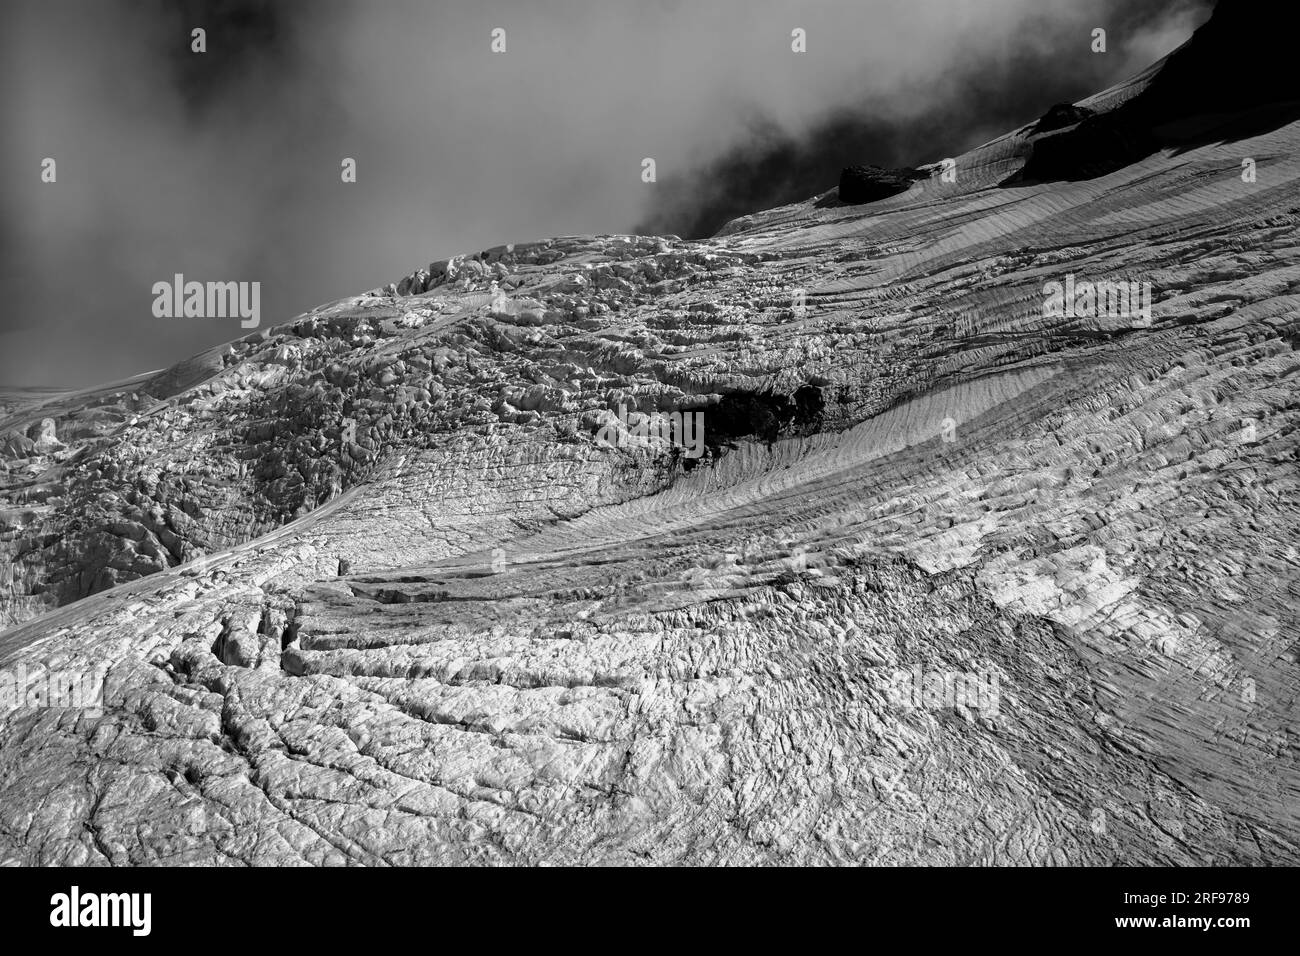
top-left (0, 0), bottom-right (1294, 937)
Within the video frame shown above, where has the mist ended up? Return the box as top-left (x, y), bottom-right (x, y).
top-left (1, 0), bottom-right (1211, 387)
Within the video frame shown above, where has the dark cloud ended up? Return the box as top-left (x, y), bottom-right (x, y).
top-left (135, 0), bottom-right (304, 113)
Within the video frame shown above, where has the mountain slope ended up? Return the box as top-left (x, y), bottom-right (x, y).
top-left (1, 2), bottom-right (1298, 865)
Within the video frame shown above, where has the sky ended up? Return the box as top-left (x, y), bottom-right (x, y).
top-left (1, 0), bottom-right (1212, 387)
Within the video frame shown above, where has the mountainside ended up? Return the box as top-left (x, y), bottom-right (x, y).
top-left (2, 2), bottom-right (1298, 865)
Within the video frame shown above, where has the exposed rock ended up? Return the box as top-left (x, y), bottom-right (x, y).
top-left (1019, 114), bottom-right (1157, 182)
top-left (837, 165), bottom-right (925, 204)
top-left (1029, 102), bottom-right (1095, 134)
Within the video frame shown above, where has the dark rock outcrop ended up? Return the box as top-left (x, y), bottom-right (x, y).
top-left (837, 165), bottom-right (925, 205)
top-left (1029, 103), bottom-right (1095, 135)
top-left (1019, 115), bottom-right (1158, 183)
